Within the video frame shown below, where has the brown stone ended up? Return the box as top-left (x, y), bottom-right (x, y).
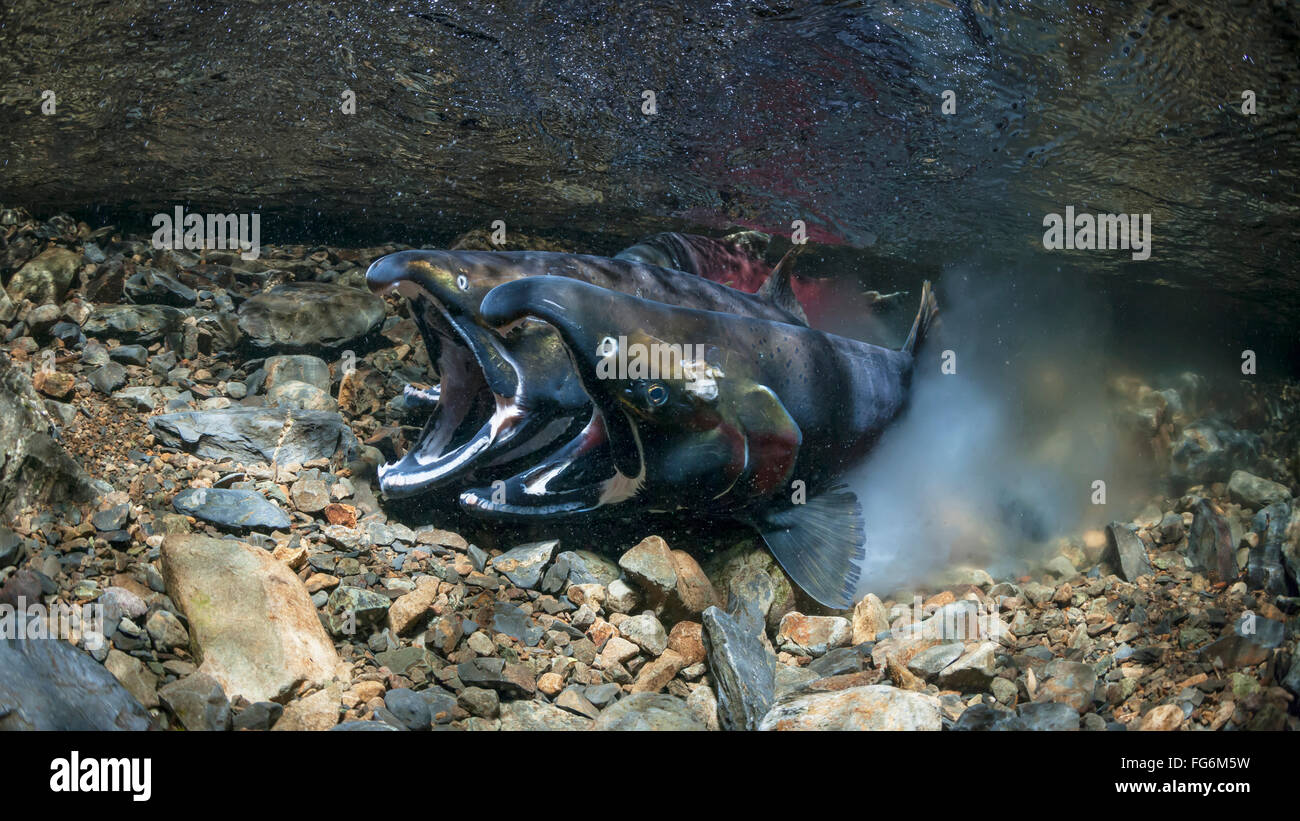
top-left (630, 649), bottom-right (687, 694)
top-left (323, 503), bottom-right (357, 527)
top-left (666, 621), bottom-right (706, 666)
top-left (387, 577), bottom-right (440, 636)
top-left (33, 370), bottom-right (75, 400)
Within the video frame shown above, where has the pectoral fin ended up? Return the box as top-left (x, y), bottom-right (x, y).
top-left (758, 484), bottom-right (865, 610)
top-left (732, 384), bottom-right (801, 497)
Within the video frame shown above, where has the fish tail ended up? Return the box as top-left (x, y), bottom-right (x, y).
top-left (903, 279), bottom-right (938, 355)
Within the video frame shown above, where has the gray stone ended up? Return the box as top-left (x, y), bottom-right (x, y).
top-left (1227, 470), bottom-right (1291, 508)
top-left (1170, 420), bottom-right (1261, 487)
top-left (702, 604), bottom-right (775, 731)
top-left (936, 641), bottom-right (999, 691)
top-left (83, 303), bottom-right (186, 342)
top-left (618, 536), bottom-right (677, 607)
top-left (1103, 522), bottom-right (1154, 581)
top-left (149, 406), bottom-right (358, 465)
top-left (489, 539), bottom-right (558, 590)
top-left (232, 701), bottom-right (283, 730)
top-left (238, 282), bottom-right (386, 351)
top-left (267, 380), bottom-right (336, 411)
top-left (619, 612), bottom-right (668, 656)
top-left (158, 672), bottom-right (231, 731)
top-left (592, 692), bottom-right (705, 731)
top-left (91, 503), bottom-right (130, 531)
top-left (457, 686), bottom-right (500, 719)
top-left (906, 642), bottom-right (965, 679)
top-left (1186, 499), bottom-right (1236, 580)
top-left (1034, 659), bottom-right (1098, 713)
top-left (383, 688), bottom-right (431, 730)
top-left (324, 586), bottom-right (391, 636)
top-left (173, 487), bottom-right (291, 531)
top-left (562, 550), bottom-right (621, 586)
top-left (124, 268), bottom-right (198, 306)
top-left (109, 344), bottom-right (149, 366)
top-left (7, 247), bottom-right (80, 304)
top-left (760, 685), bottom-right (942, 731)
top-left (0, 637), bottom-right (153, 730)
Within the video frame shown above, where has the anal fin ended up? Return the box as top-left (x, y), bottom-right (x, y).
top-left (758, 484), bottom-right (864, 610)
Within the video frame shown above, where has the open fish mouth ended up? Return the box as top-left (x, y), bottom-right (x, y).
top-left (366, 253), bottom-right (534, 498)
top-left (458, 410), bottom-right (638, 519)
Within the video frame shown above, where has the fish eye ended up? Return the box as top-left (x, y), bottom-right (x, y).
top-left (646, 383), bottom-right (668, 406)
top-left (456, 274), bottom-right (469, 290)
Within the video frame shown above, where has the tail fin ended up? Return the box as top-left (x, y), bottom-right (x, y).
top-left (757, 246), bottom-right (810, 327)
top-left (903, 279), bottom-right (939, 355)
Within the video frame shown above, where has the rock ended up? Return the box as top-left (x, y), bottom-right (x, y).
top-left (1186, 499), bottom-right (1237, 581)
top-left (630, 649), bottom-right (688, 694)
top-left (149, 407), bottom-right (358, 465)
top-left (0, 527), bottom-right (22, 569)
top-left (7, 247), bottom-right (80, 304)
top-left (0, 637), bottom-right (153, 730)
top-left (324, 586), bottom-right (391, 635)
top-left (272, 684), bottom-right (342, 731)
top-left (1246, 502), bottom-right (1290, 596)
top-left (702, 605), bottom-right (776, 731)
top-left (330, 719), bottom-right (400, 731)
top-left (618, 535), bottom-right (678, 609)
top-left (1103, 522), bottom-right (1154, 581)
top-left (457, 658), bottom-right (536, 699)
top-left (604, 578), bottom-right (639, 612)
top-left (776, 612), bottom-right (851, 656)
top-left (160, 534), bottom-right (348, 703)
top-left (173, 487), bottom-right (291, 532)
top-left (0, 357), bottom-right (98, 516)
top-left (852, 593), bottom-right (889, 644)
top-left (555, 688), bottom-right (599, 719)
top-left (158, 672), bottom-right (231, 731)
top-left (562, 550), bottom-right (621, 586)
top-left (83, 304), bottom-right (186, 342)
top-left (498, 699), bottom-right (592, 731)
top-left (457, 686), bottom-right (500, 719)
top-left (290, 476), bottom-right (331, 513)
top-left (109, 344), bottom-right (149, 366)
top-left (262, 354), bottom-right (332, 393)
top-left (936, 641), bottom-right (998, 691)
top-left (31, 369), bottom-right (74, 400)
top-left (86, 362), bottom-right (127, 395)
top-left (686, 684), bottom-right (720, 731)
top-left (232, 701), bottom-right (283, 731)
top-left (91, 503), bottom-right (131, 531)
top-left (666, 549), bottom-right (720, 617)
top-left (1227, 470), bottom-right (1291, 508)
top-left (1200, 615), bottom-right (1285, 669)
top-left (267, 380), bottom-right (337, 411)
top-left (705, 545), bottom-right (797, 631)
top-left (592, 692), bottom-right (705, 731)
top-left (387, 577), bottom-right (439, 635)
top-left (489, 539), bottom-right (557, 590)
top-left (124, 268), bottom-right (197, 306)
top-left (383, 688), bottom-right (431, 730)
top-left (1140, 703), bottom-right (1185, 731)
top-left (145, 609), bottom-right (190, 651)
top-left (760, 685), bottom-right (942, 731)
top-left (1170, 420), bottom-right (1261, 488)
top-left (906, 642), bottom-right (964, 679)
top-left (667, 621), bottom-right (706, 666)
top-left (238, 282), bottom-right (385, 351)
top-left (619, 613), bottom-right (668, 656)
top-left (953, 701), bottom-right (1078, 731)
top-left (1034, 659), bottom-right (1097, 714)
top-left (104, 649), bottom-right (160, 709)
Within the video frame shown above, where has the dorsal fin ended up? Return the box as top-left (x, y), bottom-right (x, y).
top-left (756, 246), bottom-right (809, 327)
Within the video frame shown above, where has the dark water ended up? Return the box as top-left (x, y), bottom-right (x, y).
top-left (2, 1), bottom-right (1296, 316)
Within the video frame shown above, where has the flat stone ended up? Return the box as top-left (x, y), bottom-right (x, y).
top-left (489, 539), bottom-right (557, 590)
top-left (1103, 522), bottom-right (1154, 581)
top-left (906, 642), bottom-right (964, 679)
top-left (173, 487), bottom-right (291, 532)
top-left (776, 612), bottom-right (851, 656)
top-left (238, 282), bottom-right (386, 351)
top-left (325, 586), bottom-right (391, 636)
top-left (104, 649), bottom-right (159, 709)
top-left (383, 688), bottom-right (430, 730)
top-left (1228, 470), bottom-right (1291, 508)
top-left (592, 692), bottom-right (705, 731)
top-left (149, 406), bottom-right (358, 465)
top-left (618, 535), bottom-right (677, 608)
top-left (272, 684), bottom-right (342, 731)
top-left (619, 613), bottom-right (668, 656)
top-left (759, 684), bottom-right (942, 731)
top-left (387, 577), bottom-right (440, 635)
top-left (1033, 659), bottom-right (1097, 714)
top-left (500, 699), bottom-right (594, 731)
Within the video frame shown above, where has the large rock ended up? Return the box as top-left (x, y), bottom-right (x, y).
top-left (489, 539), bottom-right (558, 590)
top-left (1227, 470), bottom-right (1291, 508)
top-left (238, 282), bottom-right (385, 351)
top-left (500, 699), bottom-right (594, 731)
top-left (0, 355), bottom-right (98, 517)
top-left (591, 693), bottom-right (706, 731)
top-left (1170, 420), bottom-right (1261, 488)
top-left (759, 685), bottom-right (942, 731)
top-left (0, 638), bottom-right (153, 730)
top-left (160, 533), bottom-right (348, 704)
top-left (149, 406), bottom-right (358, 465)
top-left (83, 303), bottom-right (186, 342)
top-left (263, 354), bottom-right (332, 393)
top-left (7, 247), bottom-right (80, 304)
